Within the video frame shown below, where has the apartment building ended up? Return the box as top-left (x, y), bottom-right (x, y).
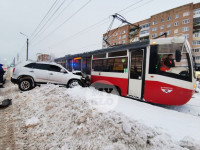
top-left (193, 3), bottom-right (200, 68)
top-left (102, 25), bottom-right (130, 48)
top-left (37, 54), bottom-right (51, 62)
top-left (102, 2), bottom-right (200, 67)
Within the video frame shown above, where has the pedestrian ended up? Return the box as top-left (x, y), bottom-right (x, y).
top-left (0, 64), bottom-right (5, 88)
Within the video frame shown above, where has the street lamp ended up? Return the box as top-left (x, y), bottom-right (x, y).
top-left (20, 32), bottom-right (29, 61)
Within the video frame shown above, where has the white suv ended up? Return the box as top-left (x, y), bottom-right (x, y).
top-left (11, 61), bottom-right (86, 91)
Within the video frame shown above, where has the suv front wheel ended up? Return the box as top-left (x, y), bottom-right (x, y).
top-left (19, 79), bottom-right (33, 91)
top-left (68, 79), bottom-right (82, 88)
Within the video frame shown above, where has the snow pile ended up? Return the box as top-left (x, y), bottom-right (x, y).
top-left (5, 84), bottom-right (198, 150)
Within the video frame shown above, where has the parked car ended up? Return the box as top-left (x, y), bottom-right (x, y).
top-left (2, 64), bottom-right (7, 83)
top-left (11, 61), bottom-right (87, 91)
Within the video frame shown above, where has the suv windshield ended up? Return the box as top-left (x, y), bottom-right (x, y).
top-left (149, 43), bottom-right (192, 81)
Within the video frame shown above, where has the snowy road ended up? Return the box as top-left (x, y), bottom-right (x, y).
top-left (0, 75), bottom-right (200, 149)
top-left (114, 95), bottom-right (200, 141)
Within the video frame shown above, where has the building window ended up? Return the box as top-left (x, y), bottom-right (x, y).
top-left (168, 16), bottom-right (171, 21)
top-left (161, 18), bottom-right (164, 22)
top-left (160, 25), bottom-right (164, 29)
top-left (152, 21), bottom-right (157, 25)
top-left (167, 30), bottom-right (171, 35)
top-left (183, 11), bottom-right (190, 17)
top-left (122, 35), bottom-right (126, 39)
top-left (193, 48), bottom-right (200, 52)
top-left (182, 27), bottom-right (189, 32)
top-left (175, 14), bottom-right (179, 19)
top-left (140, 30), bottom-right (149, 35)
top-left (193, 32), bottom-right (200, 38)
top-left (174, 21), bottom-right (179, 26)
top-left (122, 30), bottom-right (126, 34)
top-left (122, 40), bottom-right (126, 44)
top-left (160, 32), bottom-right (164, 35)
top-left (174, 29), bottom-right (178, 34)
top-left (141, 23), bottom-right (150, 29)
top-left (167, 24), bottom-right (171, 28)
top-left (193, 40), bottom-right (200, 45)
top-left (185, 34), bottom-right (189, 39)
top-left (119, 36), bottom-right (121, 40)
top-left (194, 17), bottom-right (200, 25)
top-left (152, 27), bottom-right (157, 31)
top-left (196, 56), bottom-right (200, 60)
top-left (182, 19), bottom-right (190, 24)
top-left (194, 9), bottom-right (200, 16)
top-left (152, 34), bottom-right (157, 38)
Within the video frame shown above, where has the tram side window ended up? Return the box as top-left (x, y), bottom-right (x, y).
top-left (111, 58), bottom-right (128, 72)
top-left (93, 59), bottom-right (107, 71)
top-left (108, 50), bottom-right (127, 57)
top-left (130, 51), bottom-right (143, 79)
top-left (93, 53), bottom-right (106, 59)
top-left (73, 59), bottom-right (81, 71)
top-left (82, 57), bottom-right (91, 74)
top-left (69, 59), bottom-right (73, 72)
top-left (149, 44), bottom-right (192, 81)
top-left (92, 57), bottom-right (128, 73)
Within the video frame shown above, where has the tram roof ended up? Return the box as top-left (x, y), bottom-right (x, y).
top-left (55, 40), bottom-right (149, 61)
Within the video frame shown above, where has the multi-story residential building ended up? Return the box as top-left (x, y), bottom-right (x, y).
top-left (193, 4), bottom-right (200, 69)
top-left (37, 54), bottom-right (51, 62)
top-left (102, 2), bottom-right (200, 67)
top-left (102, 25), bottom-right (130, 48)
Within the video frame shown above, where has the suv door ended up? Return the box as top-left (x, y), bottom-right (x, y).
top-left (34, 63), bottom-right (50, 83)
top-left (48, 65), bottom-right (69, 84)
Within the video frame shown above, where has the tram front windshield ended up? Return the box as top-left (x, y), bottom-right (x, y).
top-left (149, 43), bottom-right (192, 81)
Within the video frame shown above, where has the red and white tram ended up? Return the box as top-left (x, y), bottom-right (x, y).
top-left (56, 36), bottom-right (196, 105)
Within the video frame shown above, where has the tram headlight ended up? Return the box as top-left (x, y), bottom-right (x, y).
top-left (152, 41), bottom-right (156, 45)
top-left (193, 83), bottom-right (196, 89)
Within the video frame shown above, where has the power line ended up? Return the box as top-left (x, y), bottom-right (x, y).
top-left (31, 0), bottom-right (92, 46)
top-left (122, 0), bottom-right (155, 15)
top-left (47, 18), bottom-right (108, 48)
top-left (117, 0), bottom-right (146, 13)
top-left (30, 0), bottom-right (67, 42)
top-left (44, 0), bottom-right (150, 48)
top-left (30, 0), bottom-right (60, 39)
top-left (31, 0), bottom-right (75, 43)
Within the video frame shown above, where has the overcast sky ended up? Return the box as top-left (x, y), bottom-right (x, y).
top-left (0, 0), bottom-right (199, 64)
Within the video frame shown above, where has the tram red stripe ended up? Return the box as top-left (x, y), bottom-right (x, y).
top-left (91, 75), bottom-right (128, 96)
top-left (144, 80), bottom-right (194, 105)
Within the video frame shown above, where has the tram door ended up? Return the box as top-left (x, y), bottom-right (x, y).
top-left (128, 49), bottom-right (144, 99)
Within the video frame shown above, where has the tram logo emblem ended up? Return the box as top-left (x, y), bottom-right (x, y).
top-left (161, 87), bottom-right (173, 93)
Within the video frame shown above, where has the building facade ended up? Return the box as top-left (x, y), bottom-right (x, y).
top-left (37, 54), bottom-right (51, 62)
top-left (102, 2), bottom-right (200, 67)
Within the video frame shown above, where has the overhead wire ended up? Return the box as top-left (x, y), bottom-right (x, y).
top-left (45, 0), bottom-right (152, 49)
top-left (30, 0), bottom-right (60, 39)
top-left (18, 0), bottom-right (60, 61)
top-left (31, 0), bottom-right (92, 46)
top-left (31, 0), bottom-right (75, 43)
top-left (30, 0), bottom-right (67, 42)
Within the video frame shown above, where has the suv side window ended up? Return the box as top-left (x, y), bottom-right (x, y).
top-left (25, 63), bottom-right (36, 68)
top-left (49, 65), bottom-right (61, 72)
top-left (35, 64), bottom-right (49, 71)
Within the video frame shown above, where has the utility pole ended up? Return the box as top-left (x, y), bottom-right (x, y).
top-left (20, 32), bottom-right (29, 61)
top-left (26, 38), bottom-right (29, 61)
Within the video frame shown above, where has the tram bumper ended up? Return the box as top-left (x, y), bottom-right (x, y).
top-left (81, 76), bottom-right (90, 87)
